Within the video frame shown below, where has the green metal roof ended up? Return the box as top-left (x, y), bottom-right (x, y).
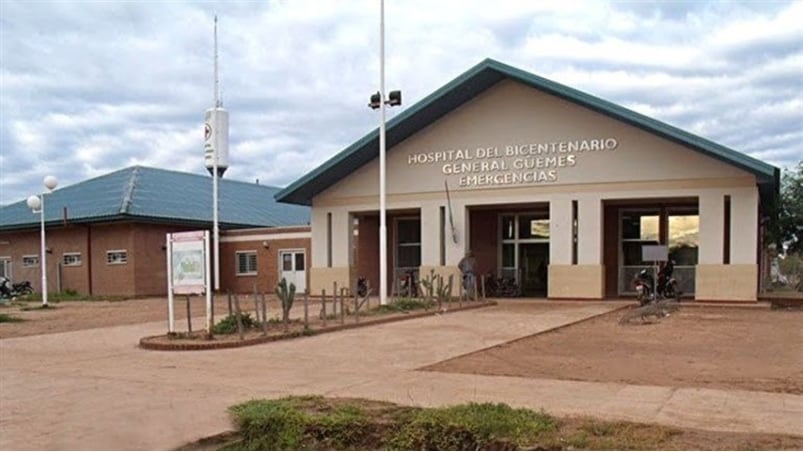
top-left (0, 166), bottom-right (310, 231)
top-left (275, 58), bottom-right (779, 206)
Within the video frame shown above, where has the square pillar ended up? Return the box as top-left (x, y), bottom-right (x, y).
top-left (549, 197), bottom-right (572, 265)
top-left (698, 192), bottom-right (724, 265)
top-left (730, 187), bottom-right (758, 264)
top-left (577, 197), bottom-right (602, 265)
top-left (420, 203), bottom-right (441, 266)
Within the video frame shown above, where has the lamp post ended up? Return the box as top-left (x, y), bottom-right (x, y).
top-left (369, 0), bottom-right (402, 306)
top-left (26, 175), bottom-right (58, 307)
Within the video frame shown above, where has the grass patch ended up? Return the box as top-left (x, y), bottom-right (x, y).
top-left (371, 298), bottom-right (435, 314)
top-left (204, 396), bottom-right (766, 451)
top-left (225, 396), bottom-right (561, 450)
top-left (16, 291), bottom-right (129, 303)
top-left (564, 419), bottom-right (679, 450)
top-left (19, 304), bottom-right (57, 311)
top-left (0, 313), bottom-right (25, 323)
top-left (386, 402), bottom-right (558, 450)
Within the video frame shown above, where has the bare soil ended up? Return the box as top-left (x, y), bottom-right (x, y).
top-left (425, 305), bottom-right (803, 394)
top-left (0, 295), bottom-right (272, 338)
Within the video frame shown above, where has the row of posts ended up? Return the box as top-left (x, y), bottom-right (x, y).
top-left (180, 273), bottom-right (484, 338)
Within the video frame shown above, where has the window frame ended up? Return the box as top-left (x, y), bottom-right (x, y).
top-left (106, 250), bottom-right (128, 265)
top-left (236, 250), bottom-right (258, 276)
top-left (22, 254), bottom-right (40, 268)
top-left (63, 252), bottom-right (82, 267)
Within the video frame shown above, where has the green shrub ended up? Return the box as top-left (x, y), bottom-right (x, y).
top-left (372, 298), bottom-right (434, 314)
top-left (228, 397), bottom-right (374, 451)
top-left (307, 404), bottom-right (371, 449)
top-left (212, 313), bottom-right (256, 335)
top-left (385, 402), bottom-right (558, 450)
top-left (0, 313), bottom-right (24, 323)
top-left (229, 399), bottom-right (308, 450)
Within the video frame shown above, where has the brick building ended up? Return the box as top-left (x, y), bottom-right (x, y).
top-left (0, 166), bottom-right (310, 297)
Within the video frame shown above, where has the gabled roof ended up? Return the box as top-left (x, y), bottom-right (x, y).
top-left (0, 166), bottom-right (310, 231)
top-left (275, 58), bottom-right (779, 206)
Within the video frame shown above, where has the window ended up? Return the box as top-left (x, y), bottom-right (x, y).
top-left (63, 253), bottom-right (82, 267)
top-left (294, 252), bottom-right (305, 271)
top-left (519, 216), bottom-right (549, 239)
top-left (23, 255), bottom-right (39, 268)
top-left (621, 212), bottom-right (659, 266)
top-left (668, 213), bottom-right (699, 266)
top-left (106, 250), bottom-right (128, 265)
top-left (396, 218), bottom-right (421, 268)
top-left (236, 251), bottom-right (257, 275)
top-left (0, 257), bottom-right (11, 279)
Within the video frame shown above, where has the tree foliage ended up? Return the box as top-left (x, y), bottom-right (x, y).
top-left (776, 160), bottom-right (803, 254)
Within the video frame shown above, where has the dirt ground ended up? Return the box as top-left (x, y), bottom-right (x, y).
top-left (0, 295), bottom-right (471, 339)
top-left (2, 298), bottom-right (802, 449)
top-left (425, 305), bottom-right (803, 395)
top-left (0, 295), bottom-right (285, 338)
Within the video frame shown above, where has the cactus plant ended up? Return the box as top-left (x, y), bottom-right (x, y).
top-left (275, 278), bottom-right (296, 330)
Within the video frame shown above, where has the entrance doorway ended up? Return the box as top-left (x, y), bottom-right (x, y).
top-left (279, 250), bottom-right (306, 293)
top-left (519, 243), bottom-right (549, 296)
top-left (499, 212), bottom-right (550, 297)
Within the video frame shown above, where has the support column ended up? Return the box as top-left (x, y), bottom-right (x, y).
top-left (698, 192), bottom-right (724, 265)
top-left (730, 188), bottom-right (758, 264)
top-left (420, 203), bottom-right (440, 266)
top-left (309, 208), bottom-right (351, 295)
top-left (549, 197), bottom-right (572, 265)
top-left (696, 187), bottom-right (758, 301)
top-left (577, 197), bottom-right (602, 265)
top-left (550, 196), bottom-right (604, 299)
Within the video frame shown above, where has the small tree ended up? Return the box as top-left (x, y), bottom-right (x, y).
top-left (275, 278), bottom-right (296, 331)
top-left (768, 160), bottom-right (803, 254)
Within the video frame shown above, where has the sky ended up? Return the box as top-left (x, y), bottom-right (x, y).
top-left (1, 0), bottom-right (801, 206)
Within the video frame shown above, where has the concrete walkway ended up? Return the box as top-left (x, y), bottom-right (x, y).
top-left (0, 301), bottom-right (801, 450)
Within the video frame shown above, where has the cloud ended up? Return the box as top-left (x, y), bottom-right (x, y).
top-left (1, 0), bottom-right (801, 205)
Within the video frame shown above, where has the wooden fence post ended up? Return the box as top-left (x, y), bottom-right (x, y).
top-left (232, 294), bottom-right (244, 340)
top-left (303, 290), bottom-right (309, 329)
top-left (321, 289), bottom-right (327, 327)
top-left (185, 295), bottom-right (192, 333)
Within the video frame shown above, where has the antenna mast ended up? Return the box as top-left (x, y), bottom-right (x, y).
top-left (214, 14), bottom-right (220, 108)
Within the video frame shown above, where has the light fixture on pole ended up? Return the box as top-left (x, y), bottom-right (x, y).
top-left (26, 175), bottom-right (58, 307)
top-left (369, 0), bottom-right (402, 306)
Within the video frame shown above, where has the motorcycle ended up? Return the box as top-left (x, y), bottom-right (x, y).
top-left (633, 260), bottom-right (680, 305)
top-left (1, 277), bottom-right (33, 299)
top-left (356, 276), bottom-right (368, 297)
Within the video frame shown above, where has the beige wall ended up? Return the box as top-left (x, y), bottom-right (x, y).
top-left (318, 80), bottom-right (753, 201)
top-left (696, 264), bottom-right (757, 301)
top-left (308, 79), bottom-right (762, 301)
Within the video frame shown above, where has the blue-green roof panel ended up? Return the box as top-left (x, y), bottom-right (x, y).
top-left (0, 166), bottom-right (310, 230)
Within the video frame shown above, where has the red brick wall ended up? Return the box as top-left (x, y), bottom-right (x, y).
top-left (469, 209), bottom-right (498, 277)
top-left (220, 236), bottom-right (311, 294)
top-left (355, 215), bottom-right (379, 292)
top-left (133, 224), bottom-right (199, 296)
top-left (90, 223), bottom-right (136, 296)
top-left (0, 226), bottom-right (92, 294)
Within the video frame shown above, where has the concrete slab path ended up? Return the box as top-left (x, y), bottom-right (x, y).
top-left (1, 301), bottom-right (801, 450)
